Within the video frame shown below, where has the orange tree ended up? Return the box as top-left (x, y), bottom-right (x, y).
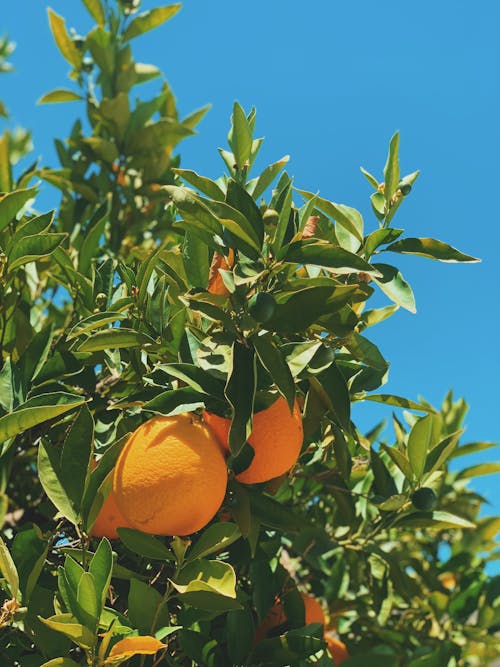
top-left (0, 2), bottom-right (499, 665)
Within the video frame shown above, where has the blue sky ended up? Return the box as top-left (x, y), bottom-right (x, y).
top-left (2, 2), bottom-right (499, 519)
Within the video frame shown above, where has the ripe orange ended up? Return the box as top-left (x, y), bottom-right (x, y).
top-left (325, 633), bottom-right (349, 665)
top-left (204, 396), bottom-right (303, 484)
top-left (207, 249), bottom-right (234, 296)
top-left (89, 459), bottom-right (131, 540)
top-left (254, 592), bottom-right (326, 644)
top-left (90, 487), bottom-right (130, 540)
top-left (113, 413), bottom-right (227, 536)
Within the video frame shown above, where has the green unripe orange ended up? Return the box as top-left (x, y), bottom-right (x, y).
top-left (411, 487), bottom-right (437, 511)
top-left (248, 292), bottom-right (276, 323)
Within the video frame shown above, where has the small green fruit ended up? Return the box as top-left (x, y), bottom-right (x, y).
top-left (262, 208), bottom-right (279, 225)
top-left (398, 183), bottom-right (412, 196)
top-left (411, 487), bottom-right (437, 511)
top-left (309, 345), bottom-right (334, 369)
top-left (248, 292), bottom-right (276, 323)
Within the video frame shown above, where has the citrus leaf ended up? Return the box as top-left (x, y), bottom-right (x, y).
top-left (0, 186), bottom-right (38, 232)
top-left (40, 658), bottom-right (81, 667)
top-left (117, 528), bottom-right (174, 561)
top-left (38, 440), bottom-right (78, 525)
top-left (8, 232), bottom-right (66, 271)
top-left (451, 441), bottom-right (498, 459)
top-left (60, 405), bottom-right (94, 511)
top-left (343, 333), bottom-right (388, 371)
top-left (82, 0), bottom-right (105, 26)
top-left (297, 189), bottom-right (364, 241)
top-left (76, 329), bottom-right (156, 352)
top-left (383, 131), bottom-right (400, 203)
top-left (38, 614), bottom-right (95, 649)
top-left (172, 559), bottom-right (240, 611)
top-left (407, 414), bottom-right (435, 481)
top-left (371, 263), bottom-right (416, 313)
top-left (38, 89), bottom-right (83, 104)
top-left (0, 536), bottom-right (19, 600)
top-left (47, 9), bottom-right (82, 68)
top-left (283, 240), bottom-right (380, 276)
top-left (89, 538), bottom-right (113, 613)
top-left (251, 332), bottom-right (295, 411)
top-left (225, 343), bottom-right (256, 455)
top-left (362, 394), bottom-right (434, 412)
top-left (385, 237), bottom-right (480, 263)
top-left (187, 522), bottom-right (241, 562)
top-left (228, 102), bottom-right (252, 167)
top-left (0, 392), bottom-right (85, 447)
top-left (396, 511), bottom-right (475, 530)
top-left (123, 4), bottom-right (181, 41)
top-left (173, 168), bottom-right (225, 200)
top-left (456, 462), bottom-right (500, 480)
top-left (66, 312), bottom-right (127, 341)
top-left (249, 155), bottom-right (290, 200)
top-left (380, 443), bottom-right (413, 481)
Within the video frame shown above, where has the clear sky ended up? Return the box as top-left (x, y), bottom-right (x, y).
top-left (2, 2), bottom-right (499, 519)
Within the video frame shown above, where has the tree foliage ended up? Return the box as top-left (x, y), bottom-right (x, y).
top-left (0, 2), bottom-right (498, 666)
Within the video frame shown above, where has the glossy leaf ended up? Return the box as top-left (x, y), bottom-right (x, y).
top-left (47, 9), bottom-right (82, 68)
top-left (82, 0), bottom-right (105, 26)
top-left (76, 328), bottom-right (156, 352)
top-left (0, 186), bottom-right (38, 232)
top-left (0, 536), bottom-right (19, 599)
top-left (407, 414), bottom-right (436, 481)
top-left (383, 131), bottom-right (400, 203)
top-left (284, 240), bottom-right (381, 276)
top-left (225, 342), bottom-right (256, 454)
top-left (117, 528), bottom-right (174, 561)
top-left (38, 614), bottom-right (94, 649)
top-left (187, 522), bottom-right (241, 562)
top-left (228, 102), bottom-right (252, 167)
top-left (38, 89), bottom-right (82, 104)
top-left (105, 636), bottom-right (166, 665)
top-left (297, 189), bottom-right (363, 241)
top-left (123, 4), bottom-right (181, 41)
top-left (372, 263), bottom-right (416, 313)
top-left (251, 332), bottom-right (295, 411)
top-left (60, 405), bottom-right (93, 511)
top-left (385, 237), bottom-right (480, 262)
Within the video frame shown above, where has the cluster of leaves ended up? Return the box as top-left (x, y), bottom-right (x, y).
top-left (0, 1), bottom-right (498, 665)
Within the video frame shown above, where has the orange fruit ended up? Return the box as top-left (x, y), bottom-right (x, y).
top-left (89, 459), bottom-right (131, 540)
top-left (204, 396), bottom-right (303, 484)
top-left (254, 593), bottom-right (326, 644)
top-left (207, 249), bottom-right (234, 296)
top-left (90, 487), bottom-right (130, 540)
top-left (325, 633), bottom-right (349, 665)
top-left (113, 413), bottom-right (227, 536)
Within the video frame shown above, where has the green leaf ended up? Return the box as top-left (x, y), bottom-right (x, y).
top-left (86, 27), bottom-right (115, 77)
top-left (451, 441), bottom-right (498, 459)
top-left (8, 232), bottom-right (66, 271)
top-left (89, 538), bottom-right (113, 613)
top-left (82, 137), bottom-right (119, 164)
top-left (380, 443), bottom-right (413, 481)
top-left (123, 4), bottom-right (181, 41)
top-left (396, 511), bottom-right (475, 530)
top-left (165, 185), bottom-right (222, 236)
top-left (225, 343), bottom-right (256, 454)
top-left (172, 559), bottom-right (240, 611)
top-left (310, 364), bottom-right (351, 432)
top-left (424, 431), bottom-right (462, 476)
top-left (249, 155), bottom-right (290, 200)
top-left (128, 579), bottom-right (169, 634)
top-left (371, 263), bottom-right (416, 313)
top-left (76, 328), bottom-right (156, 352)
top-left (38, 89), bottom-right (83, 104)
top-left (343, 333), bottom-right (388, 371)
top-left (226, 179), bottom-right (264, 246)
top-left (0, 536), bottom-right (20, 599)
top-left (362, 393), bottom-right (434, 412)
top-left (183, 230), bottom-right (209, 288)
top-left (385, 237), bottom-right (480, 262)
top-left (159, 363), bottom-right (225, 400)
top-left (40, 659), bottom-right (81, 667)
top-left (117, 528), bottom-right (174, 561)
top-left (360, 166), bottom-right (379, 189)
top-left (38, 440), bottom-right (78, 525)
top-left (363, 228), bottom-right (403, 257)
top-left (38, 614), bottom-right (95, 649)
top-left (77, 572), bottom-right (99, 631)
top-left (371, 448), bottom-right (398, 498)
top-left (67, 312), bottom-right (126, 341)
top-left (206, 199), bottom-right (261, 254)
top-left (12, 527), bottom-right (48, 603)
top-left (60, 405), bottom-right (94, 511)
top-left (383, 131), bottom-right (400, 203)
top-left (283, 240), bottom-right (381, 276)
top-left (297, 189), bottom-right (363, 241)
top-left (456, 462), bottom-right (500, 480)
top-left (407, 414), bottom-right (437, 481)
top-left (47, 9), bottom-right (82, 68)
top-left (173, 169), bottom-right (225, 200)
top-left (0, 392), bottom-right (85, 448)
top-left (272, 181), bottom-right (293, 252)
top-left (187, 522), bottom-right (241, 562)
top-left (82, 0), bottom-right (105, 25)
top-left (251, 332), bottom-right (295, 411)
top-left (143, 387), bottom-right (206, 416)
top-left (181, 104), bottom-right (211, 130)
top-left (0, 186), bottom-right (38, 232)
top-left (330, 423), bottom-right (352, 480)
top-left (228, 102), bottom-right (252, 168)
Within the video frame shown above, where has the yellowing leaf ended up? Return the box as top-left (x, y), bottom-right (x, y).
top-left (47, 9), bottom-right (82, 69)
top-left (105, 636), bottom-right (166, 664)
